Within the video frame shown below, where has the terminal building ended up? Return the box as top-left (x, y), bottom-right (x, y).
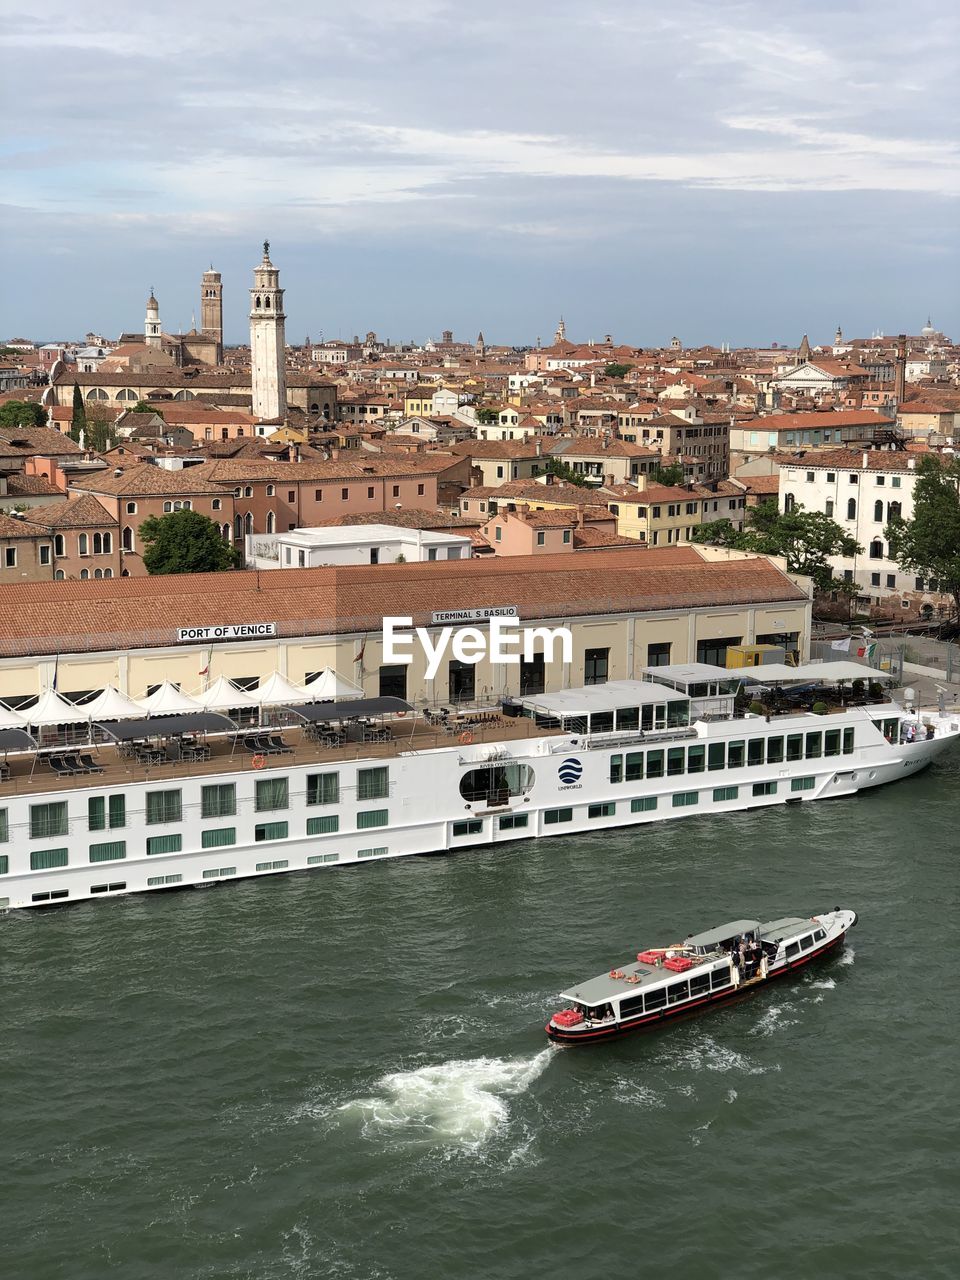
top-left (0, 546), bottom-right (810, 709)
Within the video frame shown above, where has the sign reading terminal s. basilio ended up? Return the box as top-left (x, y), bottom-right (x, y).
top-left (176, 623), bottom-right (278, 643)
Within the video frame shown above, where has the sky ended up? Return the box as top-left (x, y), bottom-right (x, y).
top-left (2, 0), bottom-right (958, 347)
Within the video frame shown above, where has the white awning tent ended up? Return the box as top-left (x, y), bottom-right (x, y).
top-left (519, 679), bottom-right (689, 720)
top-left (306, 667), bottom-right (363, 700)
top-left (740, 661), bottom-right (893, 683)
top-left (83, 685), bottom-right (146, 721)
top-left (21, 688), bottom-right (93, 726)
top-left (195, 676), bottom-right (260, 712)
top-left (255, 672), bottom-right (316, 707)
top-left (0, 702), bottom-right (29, 730)
top-left (140, 682), bottom-right (203, 715)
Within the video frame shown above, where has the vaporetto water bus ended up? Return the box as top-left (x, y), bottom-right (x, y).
top-left (0, 661), bottom-right (956, 911)
top-left (545, 908), bottom-right (858, 1043)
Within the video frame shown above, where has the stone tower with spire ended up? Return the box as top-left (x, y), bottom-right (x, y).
top-left (249, 241), bottom-right (287, 420)
top-left (475, 331), bottom-right (486, 358)
top-left (145, 289), bottom-right (162, 348)
top-left (201, 267), bottom-right (223, 364)
top-left (797, 333), bottom-right (811, 362)
top-left (554, 316), bottom-right (566, 345)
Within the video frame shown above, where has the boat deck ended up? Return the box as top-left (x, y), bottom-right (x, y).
top-left (0, 714), bottom-right (557, 798)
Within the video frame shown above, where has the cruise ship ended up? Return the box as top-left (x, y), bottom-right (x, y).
top-left (1, 663), bottom-right (957, 911)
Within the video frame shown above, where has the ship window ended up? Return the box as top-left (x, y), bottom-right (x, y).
top-left (459, 763), bottom-right (535, 804)
top-left (202, 866), bottom-right (236, 879)
top-left (255, 777), bottom-right (289, 811)
top-left (645, 750), bottom-right (664, 779)
top-left (358, 767), bottom-right (390, 800)
top-left (689, 973), bottom-right (710, 996)
top-left (672, 791), bottom-right (698, 808)
top-left (616, 707), bottom-right (640, 731)
top-left (631, 796), bottom-right (657, 812)
top-left (358, 847), bottom-right (388, 859)
top-left (306, 773), bottom-right (339, 806)
top-left (800, 933), bottom-right (814, 950)
top-left (727, 741), bottom-right (745, 768)
top-left (30, 847), bottom-right (68, 870)
top-left (306, 815), bottom-right (339, 835)
top-left (32, 889), bottom-right (69, 902)
top-left (713, 786), bottom-right (738, 802)
top-left (0, 810), bottom-right (6, 843)
top-left (842, 727), bottom-right (855, 754)
top-left (747, 738), bottom-right (764, 766)
top-left (609, 754), bottom-right (623, 783)
top-left (89, 840), bottom-right (126, 862)
top-left (645, 987), bottom-right (666, 1010)
top-left (791, 776), bottom-right (815, 792)
top-left (588, 802), bottom-right (615, 819)
top-left (498, 814), bottom-right (529, 831)
top-left (786, 734), bottom-right (804, 761)
top-left (752, 781), bottom-right (777, 796)
top-left (814, 928), bottom-right (826, 941)
top-left (545, 808), bottom-right (573, 824)
top-left (620, 994), bottom-right (646, 1016)
top-left (0, 855), bottom-right (6, 875)
top-left (257, 860), bottom-right (289, 872)
top-left (625, 752), bottom-right (644, 781)
top-left (452, 819), bottom-right (483, 836)
top-left (767, 737), bottom-right (784, 763)
top-left (146, 834), bottom-right (182, 855)
top-left (824, 729), bottom-right (841, 757)
top-left (88, 794), bottom-right (126, 830)
top-left (805, 732), bottom-right (822, 759)
top-left (785, 941), bottom-right (801, 958)
top-left (667, 747), bottom-right (685, 776)
top-left (148, 873), bottom-right (183, 886)
top-left (667, 981), bottom-right (689, 1004)
top-left (30, 801), bottom-right (68, 839)
top-left (202, 827), bottom-right (236, 848)
top-left (687, 745), bottom-right (705, 774)
top-left (711, 968), bottom-right (729, 989)
top-left (357, 810), bottom-right (388, 829)
top-left (307, 852), bottom-right (340, 864)
top-left (708, 742), bottom-right (726, 771)
top-left (255, 821), bottom-right (288, 841)
top-left (146, 790), bottom-right (182, 825)
top-left (201, 783), bottom-right (236, 818)
top-left (883, 718), bottom-right (899, 741)
top-left (590, 711), bottom-right (614, 734)
top-left (91, 882), bottom-right (126, 894)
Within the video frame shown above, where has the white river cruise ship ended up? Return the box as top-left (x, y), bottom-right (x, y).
top-left (1, 664), bottom-right (957, 911)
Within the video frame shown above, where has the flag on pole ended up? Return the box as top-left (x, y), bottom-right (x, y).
top-left (831, 637), bottom-right (852, 652)
top-left (198, 647), bottom-right (212, 678)
top-left (52, 653), bottom-right (59, 691)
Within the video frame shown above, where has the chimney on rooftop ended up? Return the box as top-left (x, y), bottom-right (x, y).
top-left (862, 451), bottom-right (869, 468)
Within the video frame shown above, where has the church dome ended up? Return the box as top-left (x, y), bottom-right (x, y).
top-left (921, 317), bottom-right (935, 337)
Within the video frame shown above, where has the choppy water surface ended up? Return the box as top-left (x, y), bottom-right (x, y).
top-left (3, 759), bottom-right (958, 1279)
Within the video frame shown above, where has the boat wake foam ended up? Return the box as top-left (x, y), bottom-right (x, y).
top-left (338, 1049), bottom-right (553, 1148)
top-left (838, 947), bottom-right (856, 967)
top-left (809, 977), bottom-right (837, 990)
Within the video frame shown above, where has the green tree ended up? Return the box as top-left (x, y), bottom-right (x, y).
top-left (132, 400), bottom-right (162, 416)
top-left (604, 362), bottom-right (632, 378)
top-left (85, 404), bottom-right (118, 453)
top-left (544, 458), bottom-right (588, 486)
top-left (0, 400), bottom-right (47, 429)
top-left (70, 383), bottom-right (86, 443)
top-left (139, 509), bottom-right (241, 575)
top-left (886, 455), bottom-right (960, 620)
top-left (476, 407), bottom-right (499, 424)
top-left (650, 461), bottom-right (685, 487)
top-left (693, 499), bottom-right (861, 593)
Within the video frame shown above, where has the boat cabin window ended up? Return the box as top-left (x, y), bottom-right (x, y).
top-left (590, 711), bottom-right (614, 733)
top-left (843, 727), bottom-right (855, 754)
top-left (786, 734), bottom-right (803, 761)
top-left (616, 707), bottom-right (640, 731)
top-left (645, 987), bottom-right (666, 1010)
top-left (459, 763), bottom-right (535, 805)
top-left (748, 738), bottom-right (764, 766)
top-left (646, 749), bottom-right (664, 778)
top-left (620, 993), bottom-right (646, 1016)
top-left (800, 933), bottom-right (814, 950)
top-left (814, 928), bottom-right (826, 942)
top-left (728, 740), bottom-right (745, 768)
top-left (711, 968), bottom-right (729, 990)
top-left (785, 941), bottom-right (801, 958)
top-left (667, 981), bottom-right (689, 1004)
top-left (767, 736), bottom-right (784, 763)
top-left (805, 731), bottom-right (822, 759)
top-left (824, 729), bottom-right (841, 757)
top-left (708, 742), bottom-right (725, 771)
top-left (689, 973), bottom-right (710, 996)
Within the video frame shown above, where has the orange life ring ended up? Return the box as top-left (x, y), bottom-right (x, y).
top-left (251, 753), bottom-right (266, 770)
top-left (459, 730), bottom-right (473, 745)
top-left (609, 969), bottom-right (625, 980)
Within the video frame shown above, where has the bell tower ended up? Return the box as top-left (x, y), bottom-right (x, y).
top-left (145, 288), bottom-right (162, 348)
top-left (249, 240), bottom-right (287, 420)
top-left (201, 266), bottom-right (223, 364)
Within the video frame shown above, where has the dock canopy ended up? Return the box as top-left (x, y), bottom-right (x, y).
top-left (140, 682), bottom-right (203, 715)
top-left (96, 713), bottom-right (238, 741)
top-left (291, 697), bottom-right (414, 723)
top-left (307, 667), bottom-right (364, 700)
top-left (740, 661), bottom-right (892, 683)
top-left (82, 685), bottom-right (146, 721)
top-left (22, 689), bottom-right (93, 726)
top-left (254, 672), bottom-right (317, 707)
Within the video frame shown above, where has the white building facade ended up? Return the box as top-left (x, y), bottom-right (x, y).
top-left (246, 523), bottom-right (472, 570)
top-left (778, 450), bottom-right (920, 602)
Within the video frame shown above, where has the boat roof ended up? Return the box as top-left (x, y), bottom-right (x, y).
top-left (759, 916), bottom-right (816, 943)
top-left (519, 679), bottom-right (688, 718)
top-left (740, 661), bottom-right (891, 684)
top-left (685, 918), bottom-right (761, 949)
top-left (643, 662), bottom-right (740, 684)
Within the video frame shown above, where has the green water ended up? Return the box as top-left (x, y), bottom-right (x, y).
top-left (4, 759), bottom-right (958, 1280)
